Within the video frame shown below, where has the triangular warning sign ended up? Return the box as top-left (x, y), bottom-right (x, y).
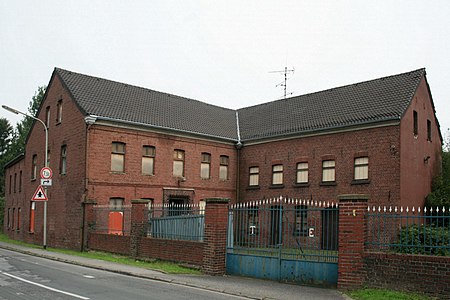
top-left (32, 185), bottom-right (48, 201)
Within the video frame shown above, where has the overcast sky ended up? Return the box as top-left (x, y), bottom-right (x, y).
top-left (1, 1), bottom-right (449, 137)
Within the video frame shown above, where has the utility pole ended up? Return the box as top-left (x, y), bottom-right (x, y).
top-left (269, 66), bottom-right (295, 99)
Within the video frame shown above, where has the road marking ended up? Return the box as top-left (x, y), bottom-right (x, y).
top-left (83, 275), bottom-right (95, 279)
top-left (1, 272), bottom-right (90, 300)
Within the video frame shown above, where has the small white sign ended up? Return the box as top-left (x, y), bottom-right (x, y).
top-left (308, 227), bottom-right (315, 238)
top-left (41, 179), bottom-right (52, 186)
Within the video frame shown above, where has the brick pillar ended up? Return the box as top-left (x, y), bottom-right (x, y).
top-left (130, 199), bottom-right (151, 258)
top-left (337, 194), bottom-right (369, 290)
top-left (202, 197), bottom-right (230, 275)
top-left (82, 200), bottom-right (97, 251)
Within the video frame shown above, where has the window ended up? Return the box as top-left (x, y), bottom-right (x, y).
top-left (173, 149), bottom-right (185, 177)
top-left (219, 156), bottom-right (229, 180)
top-left (29, 202), bottom-right (35, 233)
top-left (272, 164), bottom-right (283, 185)
top-left (31, 155), bottom-right (37, 180)
top-left (294, 205), bottom-right (308, 236)
top-left (12, 208), bottom-right (15, 230)
top-left (109, 198), bottom-right (124, 235)
top-left (7, 208), bottom-right (11, 229)
top-left (248, 207), bottom-right (259, 235)
top-left (56, 100), bottom-right (62, 123)
top-left (9, 175), bottom-right (12, 194)
top-left (354, 157), bottom-right (369, 180)
top-left (413, 110), bottom-right (418, 136)
top-left (45, 106), bottom-right (50, 127)
top-left (296, 162), bottom-right (309, 184)
top-left (322, 160), bottom-right (335, 182)
top-left (111, 142), bottom-right (125, 173)
top-left (19, 171), bottom-right (22, 192)
top-left (249, 166), bottom-right (259, 186)
top-left (200, 153), bottom-right (211, 179)
top-left (142, 146), bottom-right (155, 175)
top-left (14, 173), bottom-right (17, 193)
top-left (17, 208), bottom-right (21, 231)
top-left (60, 145), bottom-right (67, 175)
top-left (427, 119), bottom-right (432, 141)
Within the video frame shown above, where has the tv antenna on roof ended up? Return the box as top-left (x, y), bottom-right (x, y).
top-left (269, 66), bottom-right (295, 99)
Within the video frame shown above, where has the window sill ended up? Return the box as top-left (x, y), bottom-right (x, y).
top-left (351, 179), bottom-right (370, 185)
top-left (110, 172), bottom-right (125, 175)
top-left (293, 183), bottom-right (310, 188)
top-left (56, 121), bottom-right (61, 126)
top-left (320, 181), bottom-right (336, 186)
top-left (269, 184), bottom-right (285, 189)
top-left (247, 186), bottom-right (260, 190)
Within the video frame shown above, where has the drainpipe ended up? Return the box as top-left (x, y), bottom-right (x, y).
top-left (235, 111), bottom-right (243, 203)
top-left (81, 115), bottom-right (97, 251)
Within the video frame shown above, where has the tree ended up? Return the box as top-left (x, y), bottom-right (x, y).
top-left (0, 117), bottom-right (14, 197)
top-left (426, 128), bottom-right (450, 208)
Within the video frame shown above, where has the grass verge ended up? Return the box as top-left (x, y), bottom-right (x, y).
top-left (347, 288), bottom-right (434, 300)
top-left (0, 233), bottom-right (201, 275)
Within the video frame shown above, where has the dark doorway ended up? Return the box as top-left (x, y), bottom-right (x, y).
top-left (168, 196), bottom-right (189, 216)
top-left (321, 207), bottom-right (339, 250)
top-left (270, 205), bottom-right (283, 246)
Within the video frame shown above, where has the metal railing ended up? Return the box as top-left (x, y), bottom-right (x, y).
top-left (365, 206), bottom-right (450, 256)
top-left (147, 203), bottom-right (205, 241)
top-left (227, 197), bottom-right (339, 263)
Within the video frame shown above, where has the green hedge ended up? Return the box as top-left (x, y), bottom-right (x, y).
top-left (396, 224), bottom-right (450, 256)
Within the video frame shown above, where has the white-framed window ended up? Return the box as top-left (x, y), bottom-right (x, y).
top-left (354, 157), bottom-right (369, 180)
top-left (111, 142), bottom-right (125, 173)
top-left (219, 155), bottom-right (229, 180)
top-left (60, 145), bottom-right (67, 175)
top-left (272, 164), bottom-right (283, 185)
top-left (142, 146), bottom-right (155, 175)
top-left (45, 106), bottom-right (50, 127)
top-left (173, 149), bottom-right (185, 177)
top-left (200, 153), bottom-right (211, 179)
top-left (31, 154), bottom-right (37, 180)
top-left (296, 162), bottom-right (308, 184)
top-left (249, 166), bottom-right (259, 186)
top-left (322, 160), bottom-right (335, 182)
top-left (56, 99), bottom-right (62, 123)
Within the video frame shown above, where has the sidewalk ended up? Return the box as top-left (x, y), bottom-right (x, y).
top-left (0, 241), bottom-right (348, 300)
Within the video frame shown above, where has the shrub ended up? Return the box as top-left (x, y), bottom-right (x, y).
top-left (396, 224), bottom-right (450, 256)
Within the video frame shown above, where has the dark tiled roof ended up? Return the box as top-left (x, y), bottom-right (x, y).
top-left (54, 67), bottom-right (425, 143)
top-left (55, 68), bottom-right (238, 140)
top-left (237, 68), bottom-right (425, 141)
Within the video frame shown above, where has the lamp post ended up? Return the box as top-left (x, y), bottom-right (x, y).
top-left (2, 104), bottom-right (49, 249)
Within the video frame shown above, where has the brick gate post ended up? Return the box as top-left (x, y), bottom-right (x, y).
top-left (202, 197), bottom-right (230, 275)
top-left (337, 194), bottom-right (369, 290)
top-left (130, 199), bottom-right (151, 258)
top-left (82, 200), bottom-right (97, 252)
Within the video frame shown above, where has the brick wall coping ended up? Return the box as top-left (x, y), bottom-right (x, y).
top-left (364, 251), bottom-right (450, 262)
top-left (204, 198), bottom-right (230, 204)
top-left (337, 194), bottom-right (370, 202)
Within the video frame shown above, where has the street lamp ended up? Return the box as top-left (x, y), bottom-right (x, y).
top-left (2, 104), bottom-right (49, 249)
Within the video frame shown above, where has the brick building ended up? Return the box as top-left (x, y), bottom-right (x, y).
top-left (3, 67), bottom-right (442, 249)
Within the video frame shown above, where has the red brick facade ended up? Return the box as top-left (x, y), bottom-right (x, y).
top-left (3, 70), bottom-right (442, 254)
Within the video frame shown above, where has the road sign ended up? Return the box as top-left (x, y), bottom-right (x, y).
top-left (41, 179), bottom-right (52, 186)
top-left (32, 185), bottom-right (48, 201)
top-left (40, 167), bottom-right (53, 179)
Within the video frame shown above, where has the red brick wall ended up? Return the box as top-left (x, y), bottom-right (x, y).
top-left (239, 126), bottom-right (402, 207)
top-left (88, 233), bottom-right (130, 255)
top-left (399, 77), bottom-right (443, 208)
top-left (363, 252), bottom-right (450, 298)
top-left (3, 157), bottom-right (26, 238)
top-left (138, 238), bottom-right (204, 266)
top-left (16, 74), bottom-right (88, 249)
top-left (86, 125), bottom-right (237, 206)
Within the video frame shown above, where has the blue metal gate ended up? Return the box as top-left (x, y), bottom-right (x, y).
top-left (226, 197), bottom-right (338, 287)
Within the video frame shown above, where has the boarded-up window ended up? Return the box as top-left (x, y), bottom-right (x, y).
top-left (296, 162), bottom-right (308, 184)
top-left (219, 155), bottom-right (229, 180)
top-left (200, 153), bottom-right (211, 179)
top-left (322, 160), bottom-right (335, 182)
top-left (249, 167), bottom-right (259, 186)
top-left (142, 146), bottom-right (155, 175)
top-left (354, 157), bottom-right (369, 180)
top-left (173, 150), bottom-right (185, 177)
top-left (272, 164), bottom-right (283, 185)
top-left (111, 142), bottom-right (125, 172)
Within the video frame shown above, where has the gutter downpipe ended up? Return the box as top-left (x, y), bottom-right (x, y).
top-left (235, 111), bottom-right (243, 204)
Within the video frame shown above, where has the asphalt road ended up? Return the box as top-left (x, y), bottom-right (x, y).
top-left (0, 248), bottom-right (246, 300)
